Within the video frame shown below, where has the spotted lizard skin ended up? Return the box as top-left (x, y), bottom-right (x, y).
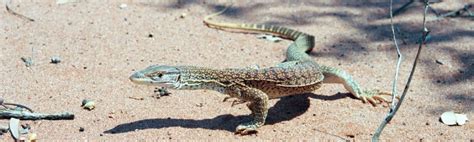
top-left (129, 5), bottom-right (390, 135)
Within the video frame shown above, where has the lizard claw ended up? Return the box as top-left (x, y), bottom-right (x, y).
top-left (360, 90), bottom-right (393, 106)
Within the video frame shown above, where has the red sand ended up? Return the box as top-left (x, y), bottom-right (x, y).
top-left (1, 1), bottom-right (472, 141)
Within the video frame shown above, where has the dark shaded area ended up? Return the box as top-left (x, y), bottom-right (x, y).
top-left (429, 93), bottom-right (474, 114)
top-left (446, 94), bottom-right (474, 112)
top-left (141, 0), bottom-right (472, 59)
top-left (430, 48), bottom-right (473, 86)
top-left (105, 93), bottom-right (351, 134)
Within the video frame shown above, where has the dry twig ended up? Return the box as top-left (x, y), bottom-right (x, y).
top-left (0, 110), bottom-right (74, 120)
top-left (372, 0), bottom-right (430, 141)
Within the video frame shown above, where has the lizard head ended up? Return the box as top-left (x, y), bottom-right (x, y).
top-left (129, 65), bottom-right (181, 88)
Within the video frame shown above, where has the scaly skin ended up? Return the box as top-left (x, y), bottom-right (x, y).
top-left (130, 5), bottom-right (390, 135)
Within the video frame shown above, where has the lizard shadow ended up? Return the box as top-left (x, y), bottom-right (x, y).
top-left (104, 93), bottom-right (350, 134)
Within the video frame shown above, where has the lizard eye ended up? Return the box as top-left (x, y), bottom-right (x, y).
top-left (157, 73), bottom-right (163, 78)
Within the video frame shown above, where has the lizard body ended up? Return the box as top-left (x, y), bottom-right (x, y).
top-left (130, 5), bottom-right (389, 134)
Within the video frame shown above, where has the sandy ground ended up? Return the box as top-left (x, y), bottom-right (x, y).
top-left (1, 0), bottom-right (473, 141)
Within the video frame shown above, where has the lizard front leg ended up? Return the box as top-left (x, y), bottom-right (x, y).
top-left (233, 87), bottom-right (269, 135)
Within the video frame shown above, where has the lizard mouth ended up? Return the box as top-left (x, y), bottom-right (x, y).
top-left (129, 72), bottom-right (151, 85)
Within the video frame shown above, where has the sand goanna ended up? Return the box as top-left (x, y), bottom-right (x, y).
top-left (129, 6), bottom-right (391, 135)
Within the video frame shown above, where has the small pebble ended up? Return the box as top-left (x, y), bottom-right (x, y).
top-left (50, 56), bottom-right (61, 64)
top-left (179, 13), bottom-right (187, 18)
top-left (81, 99), bottom-right (95, 110)
top-left (79, 127), bottom-right (85, 132)
top-left (119, 3), bottom-right (127, 9)
top-left (196, 103), bottom-right (203, 107)
top-left (28, 133), bottom-right (37, 142)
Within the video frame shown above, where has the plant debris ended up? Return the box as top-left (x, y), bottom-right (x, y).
top-left (1, 98), bottom-right (74, 120)
top-left (128, 96), bottom-right (144, 100)
top-left (5, 1), bottom-right (35, 22)
top-left (21, 57), bottom-right (33, 67)
top-left (9, 118), bottom-right (20, 140)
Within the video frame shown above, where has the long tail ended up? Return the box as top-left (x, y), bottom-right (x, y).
top-left (203, 4), bottom-right (315, 61)
top-left (204, 5), bottom-right (312, 41)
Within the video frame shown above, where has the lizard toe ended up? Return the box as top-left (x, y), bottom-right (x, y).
top-left (360, 90), bottom-right (393, 107)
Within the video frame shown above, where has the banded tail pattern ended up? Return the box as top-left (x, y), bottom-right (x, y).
top-left (203, 5), bottom-right (315, 61)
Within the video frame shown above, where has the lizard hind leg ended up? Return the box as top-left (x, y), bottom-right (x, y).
top-left (234, 87), bottom-right (269, 135)
top-left (320, 65), bottom-right (392, 106)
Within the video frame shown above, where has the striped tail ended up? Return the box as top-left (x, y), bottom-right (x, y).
top-left (204, 6), bottom-right (312, 41)
top-left (203, 4), bottom-right (315, 61)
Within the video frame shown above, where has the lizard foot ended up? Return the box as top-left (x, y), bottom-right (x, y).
top-left (235, 121), bottom-right (261, 135)
top-left (359, 90), bottom-right (393, 106)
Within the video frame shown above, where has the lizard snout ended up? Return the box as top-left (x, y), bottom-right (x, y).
top-left (129, 72), bottom-right (146, 82)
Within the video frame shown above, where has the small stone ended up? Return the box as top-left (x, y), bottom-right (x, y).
top-left (28, 133), bottom-right (37, 142)
top-left (50, 56), bottom-right (61, 64)
top-left (81, 99), bottom-right (95, 110)
top-left (79, 127), bottom-right (85, 132)
top-left (119, 3), bottom-right (127, 9)
top-left (179, 13), bottom-right (187, 18)
top-left (440, 111), bottom-right (457, 125)
top-left (196, 103), bottom-right (203, 107)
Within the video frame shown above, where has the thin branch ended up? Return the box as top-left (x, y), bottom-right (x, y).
top-left (372, 0), bottom-right (430, 141)
top-left (438, 4), bottom-right (473, 18)
top-left (392, 0), bottom-right (414, 17)
top-left (388, 0), bottom-right (403, 109)
top-left (0, 109), bottom-right (74, 120)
